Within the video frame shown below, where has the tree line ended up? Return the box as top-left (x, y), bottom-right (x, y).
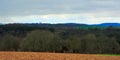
top-left (0, 25), bottom-right (120, 54)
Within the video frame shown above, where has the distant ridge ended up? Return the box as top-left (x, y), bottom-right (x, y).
top-left (1, 23), bottom-right (120, 27)
top-left (92, 23), bottom-right (120, 26)
top-left (0, 23), bottom-right (3, 25)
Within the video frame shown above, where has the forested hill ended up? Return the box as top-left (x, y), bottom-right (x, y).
top-left (0, 23), bottom-right (120, 54)
top-left (0, 23), bottom-right (87, 29)
top-left (1, 23), bottom-right (120, 28)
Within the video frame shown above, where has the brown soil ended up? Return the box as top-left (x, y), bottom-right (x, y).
top-left (0, 52), bottom-right (119, 60)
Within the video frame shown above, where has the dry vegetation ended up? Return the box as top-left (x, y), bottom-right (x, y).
top-left (0, 52), bottom-right (120, 60)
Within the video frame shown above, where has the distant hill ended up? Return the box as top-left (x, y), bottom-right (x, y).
top-left (92, 23), bottom-right (120, 26)
top-left (0, 23), bottom-right (3, 25)
top-left (2, 23), bottom-right (87, 29)
top-left (1, 23), bottom-right (120, 29)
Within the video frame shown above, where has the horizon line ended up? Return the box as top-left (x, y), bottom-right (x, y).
top-left (1, 22), bottom-right (120, 25)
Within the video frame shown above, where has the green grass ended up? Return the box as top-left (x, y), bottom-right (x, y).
top-left (98, 54), bottom-right (120, 56)
top-left (77, 26), bottom-right (109, 29)
top-left (77, 26), bottom-right (120, 29)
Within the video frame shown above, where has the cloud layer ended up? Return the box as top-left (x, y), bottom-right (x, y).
top-left (0, 0), bottom-right (120, 24)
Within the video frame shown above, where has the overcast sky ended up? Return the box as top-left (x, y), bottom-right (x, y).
top-left (0, 0), bottom-right (120, 24)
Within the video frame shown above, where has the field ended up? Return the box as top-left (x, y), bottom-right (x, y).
top-left (0, 52), bottom-right (120, 60)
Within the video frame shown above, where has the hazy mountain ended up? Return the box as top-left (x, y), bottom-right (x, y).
top-left (92, 23), bottom-right (120, 26)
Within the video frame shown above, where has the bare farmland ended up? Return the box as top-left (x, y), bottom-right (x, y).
top-left (0, 52), bottom-right (119, 60)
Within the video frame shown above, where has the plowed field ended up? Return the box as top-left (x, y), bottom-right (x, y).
top-left (0, 52), bottom-right (119, 60)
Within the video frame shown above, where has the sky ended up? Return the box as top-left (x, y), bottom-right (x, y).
top-left (0, 0), bottom-right (120, 24)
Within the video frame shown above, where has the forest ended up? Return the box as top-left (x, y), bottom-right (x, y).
top-left (0, 24), bottom-right (120, 54)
